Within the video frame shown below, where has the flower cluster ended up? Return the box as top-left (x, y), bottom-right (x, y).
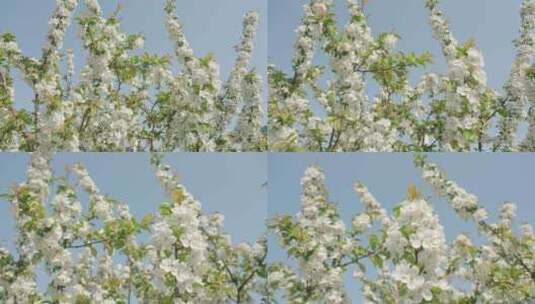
top-left (270, 157), bottom-right (535, 303)
top-left (0, 0), bottom-right (266, 152)
top-left (0, 153), bottom-right (269, 303)
top-left (499, 0), bottom-right (535, 151)
top-left (1, 154), bottom-right (534, 302)
top-left (269, 165), bottom-right (350, 303)
top-left (269, 0), bottom-right (535, 152)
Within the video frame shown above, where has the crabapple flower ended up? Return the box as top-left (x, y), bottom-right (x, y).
top-left (269, 0), bottom-right (535, 152)
top-left (0, 0), bottom-right (266, 152)
top-left (270, 159), bottom-right (535, 303)
top-left (0, 153), bottom-right (269, 302)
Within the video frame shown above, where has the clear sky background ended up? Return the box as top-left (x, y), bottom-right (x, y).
top-left (0, 0), bottom-right (267, 110)
top-left (269, 0), bottom-right (522, 95)
top-left (268, 153), bottom-right (535, 301)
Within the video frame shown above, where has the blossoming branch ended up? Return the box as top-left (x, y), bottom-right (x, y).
top-left (269, 156), bottom-right (535, 303)
top-left (0, 0), bottom-right (266, 152)
top-left (269, 0), bottom-right (535, 152)
top-left (0, 152), bottom-right (269, 303)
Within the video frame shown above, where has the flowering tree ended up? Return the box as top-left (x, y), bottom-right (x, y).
top-left (269, 156), bottom-right (535, 303)
top-left (0, 152), bottom-right (269, 303)
top-left (269, 0), bottom-right (535, 152)
top-left (0, 0), bottom-right (266, 152)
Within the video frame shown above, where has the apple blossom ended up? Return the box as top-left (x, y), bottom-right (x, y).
top-left (270, 157), bottom-right (535, 303)
top-left (0, 0), bottom-right (266, 152)
top-left (269, 0), bottom-right (535, 152)
top-left (0, 153), bottom-right (269, 303)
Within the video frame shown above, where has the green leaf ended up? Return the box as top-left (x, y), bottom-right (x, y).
top-left (371, 255), bottom-right (383, 268)
top-left (140, 214), bottom-right (154, 229)
top-left (393, 205), bottom-right (401, 218)
top-left (400, 225), bottom-right (415, 238)
top-left (159, 202), bottom-right (172, 216)
top-left (369, 234), bottom-right (379, 250)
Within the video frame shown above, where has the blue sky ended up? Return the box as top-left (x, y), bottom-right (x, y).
top-left (0, 0), bottom-right (267, 110)
top-left (268, 153), bottom-right (535, 301)
top-left (269, 0), bottom-right (521, 91)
